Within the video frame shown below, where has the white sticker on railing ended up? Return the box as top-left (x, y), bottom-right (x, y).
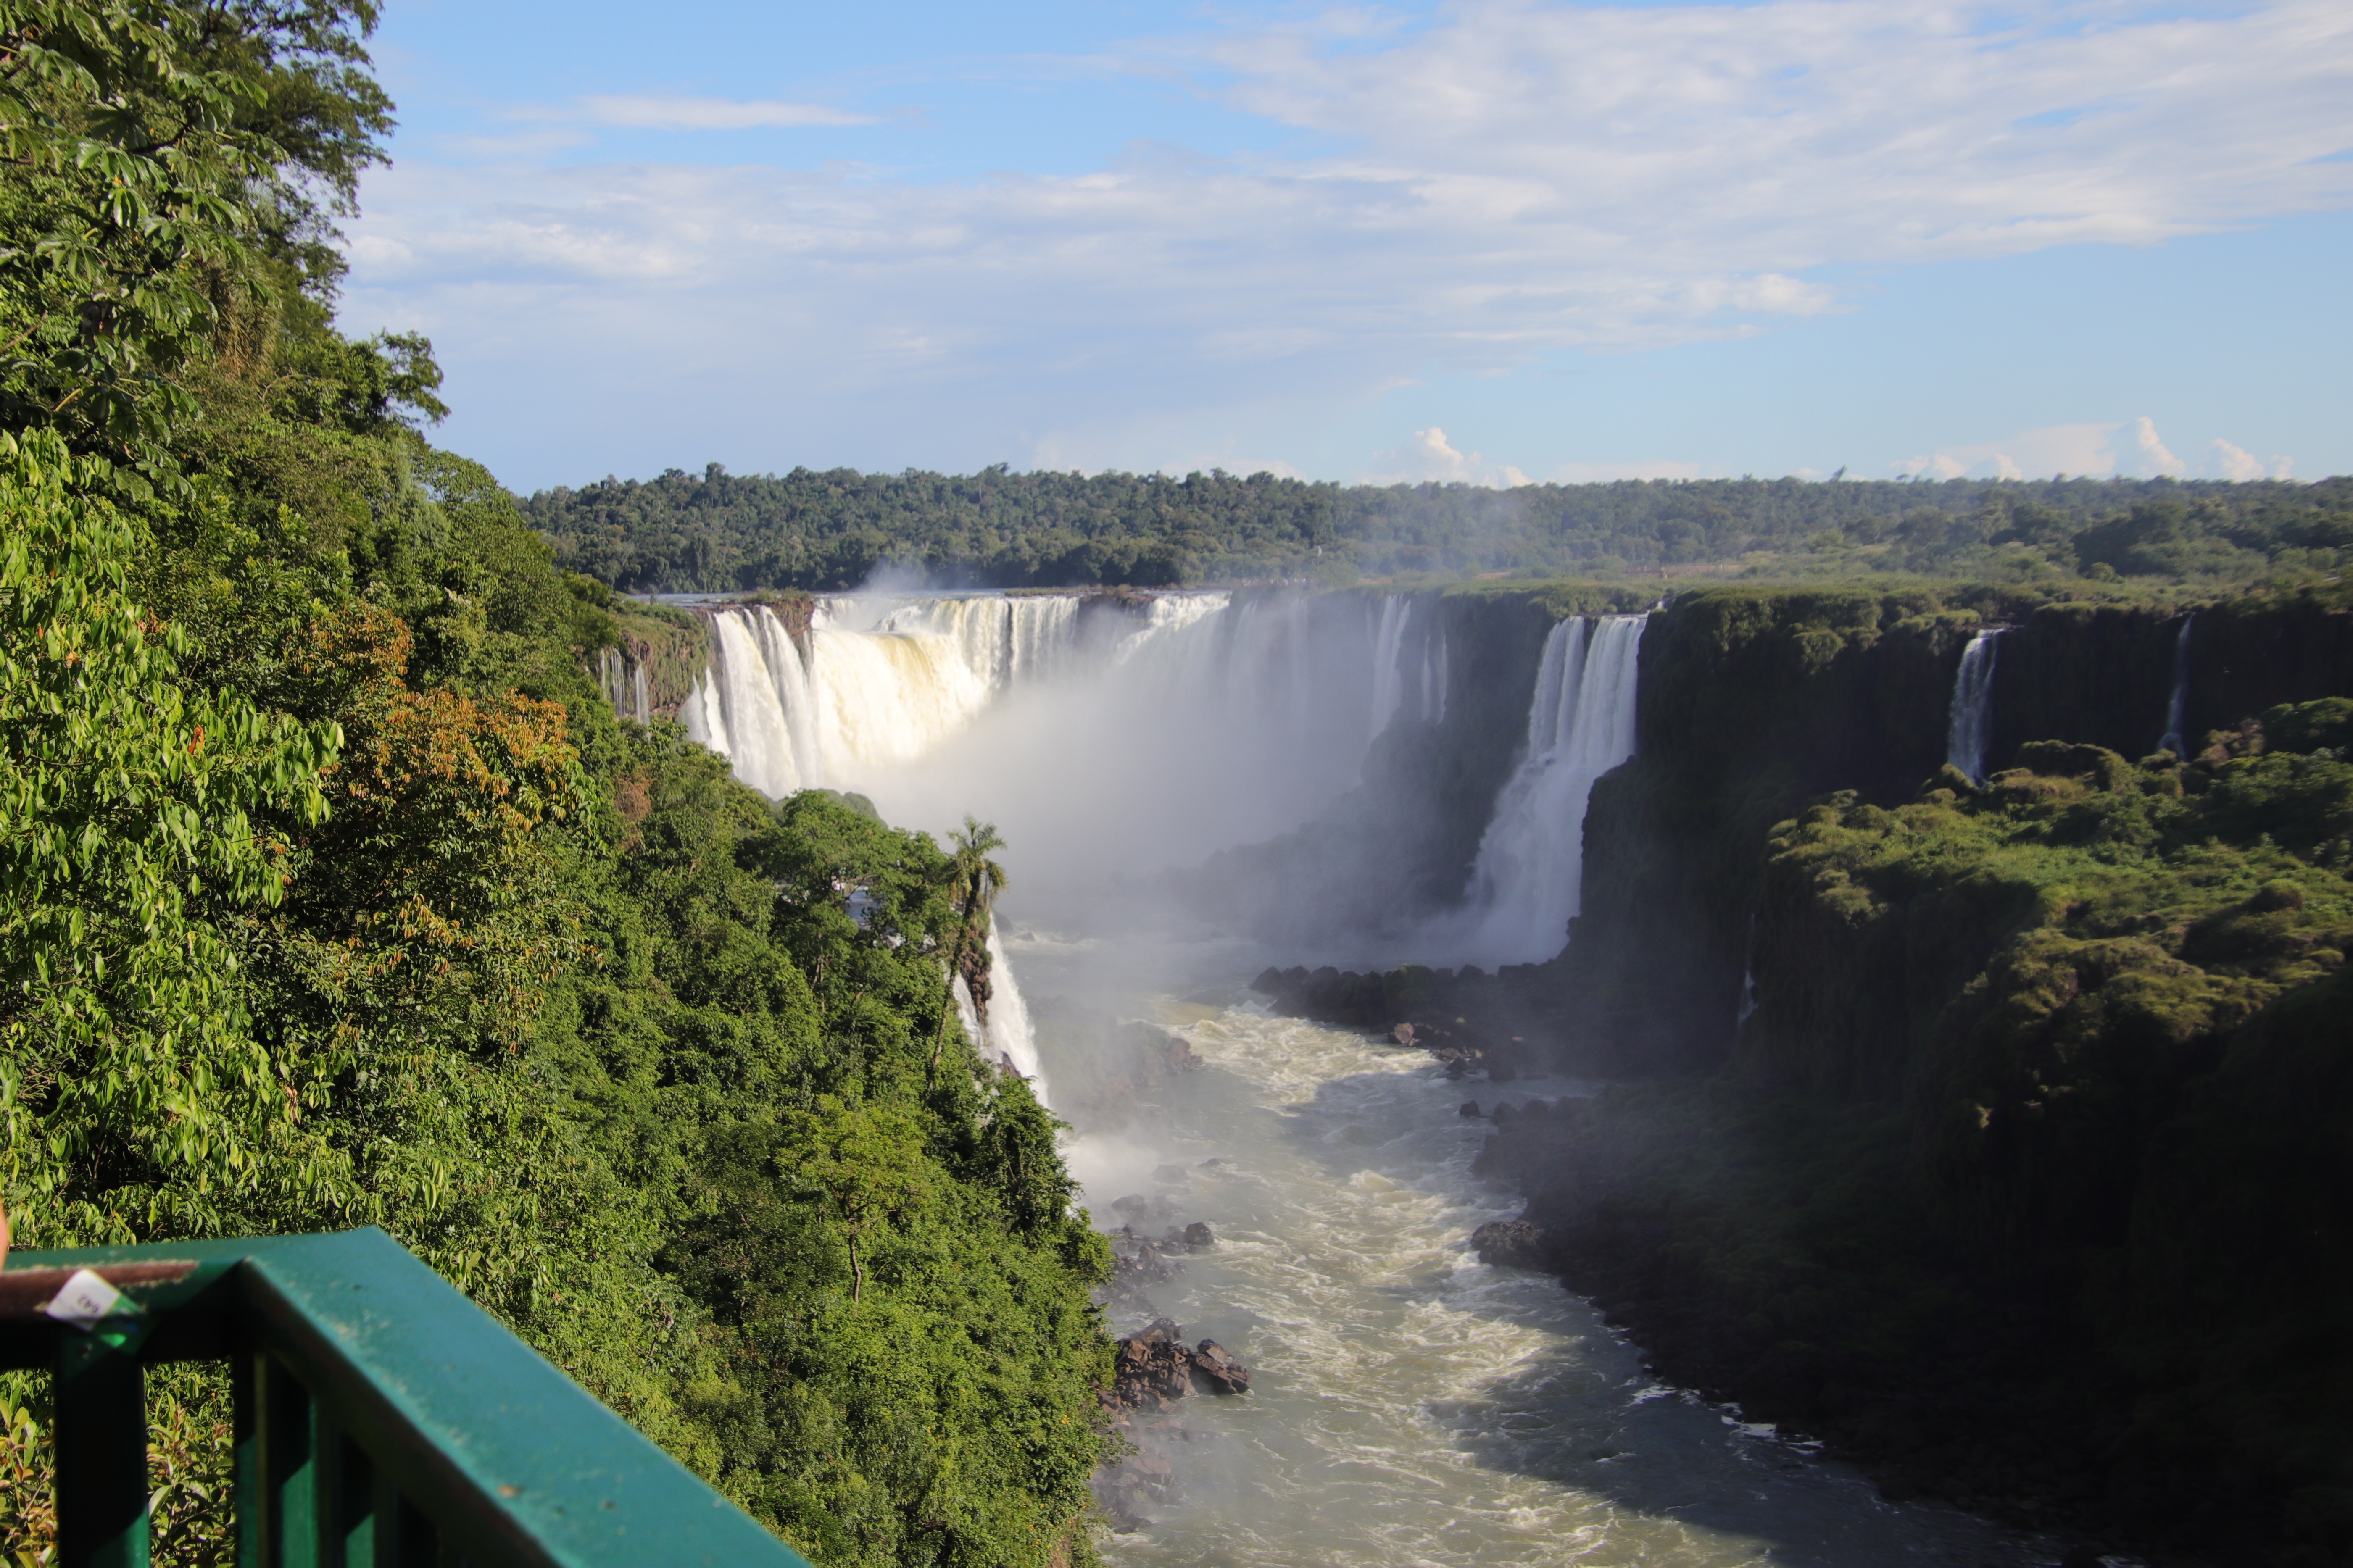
top-left (44, 1269), bottom-right (132, 1330)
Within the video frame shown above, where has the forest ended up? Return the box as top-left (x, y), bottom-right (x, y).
top-left (527, 461), bottom-right (2353, 592)
top-left (0, 3), bottom-right (1110, 1563)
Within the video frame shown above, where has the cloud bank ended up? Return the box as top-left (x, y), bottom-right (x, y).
top-left (343, 0), bottom-right (2353, 480)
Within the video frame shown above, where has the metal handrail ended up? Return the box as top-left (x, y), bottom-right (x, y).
top-left (0, 1226), bottom-right (812, 1568)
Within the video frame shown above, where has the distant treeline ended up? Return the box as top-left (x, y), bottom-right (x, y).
top-left (526, 464), bottom-right (2353, 590)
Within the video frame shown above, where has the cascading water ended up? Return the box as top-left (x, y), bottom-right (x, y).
top-left (1369, 597), bottom-right (1413, 739)
top-left (1439, 616), bottom-right (1646, 967)
top-left (951, 923), bottom-right (1048, 1100)
top-left (1421, 625), bottom-right (1449, 726)
top-left (2159, 615), bottom-right (2195, 756)
top-left (1945, 628), bottom-right (2003, 785)
top-left (685, 607), bottom-right (820, 796)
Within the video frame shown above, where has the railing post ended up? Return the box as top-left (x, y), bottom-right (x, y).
top-left (54, 1333), bottom-right (150, 1568)
top-left (261, 1352), bottom-right (320, 1567)
top-left (322, 1417), bottom-right (376, 1566)
top-left (236, 1349), bottom-right (263, 1566)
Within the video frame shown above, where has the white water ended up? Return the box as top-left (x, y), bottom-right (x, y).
top-left (2158, 616), bottom-right (2195, 757)
top-left (684, 591), bottom-right (1472, 910)
top-left (950, 922), bottom-right (1049, 1099)
top-left (1019, 942), bottom-right (2049, 1568)
top-left (1436, 616), bottom-right (1646, 968)
top-left (678, 592), bottom-right (1647, 966)
top-left (981, 922), bottom-right (1044, 1088)
top-left (1945, 629), bottom-right (2003, 786)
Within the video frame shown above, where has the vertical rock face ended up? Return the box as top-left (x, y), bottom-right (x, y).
top-left (1561, 583), bottom-right (2353, 1075)
top-left (1561, 588), bottom-right (1992, 1071)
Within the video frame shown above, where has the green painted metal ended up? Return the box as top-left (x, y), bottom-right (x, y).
top-left (54, 1332), bottom-right (148, 1568)
top-left (1, 1228), bottom-right (814, 1568)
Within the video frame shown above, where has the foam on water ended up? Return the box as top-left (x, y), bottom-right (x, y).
top-left (1029, 949), bottom-right (2051, 1568)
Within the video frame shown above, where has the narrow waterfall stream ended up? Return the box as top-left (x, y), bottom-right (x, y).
top-left (1945, 629), bottom-right (2003, 785)
top-left (2158, 616), bottom-right (2195, 757)
top-left (655, 587), bottom-right (2058, 1565)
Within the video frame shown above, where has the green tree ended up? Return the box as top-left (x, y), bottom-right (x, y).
top-left (930, 815), bottom-right (1005, 1078)
top-left (0, 428), bottom-right (340, 1245)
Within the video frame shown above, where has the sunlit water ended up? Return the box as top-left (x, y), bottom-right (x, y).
top-left (1016, 939), bottom-right (2057, 1568)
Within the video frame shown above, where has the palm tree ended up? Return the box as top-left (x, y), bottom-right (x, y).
top-left (929, 817), bottom-right (1007, 1079)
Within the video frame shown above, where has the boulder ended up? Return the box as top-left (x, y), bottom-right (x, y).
top-left (1112, 1332), bottom-right (1197, 1411)
top-left (1189, 1340), bottom-right (1251, 1395)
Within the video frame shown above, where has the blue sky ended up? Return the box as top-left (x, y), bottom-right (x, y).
top-left (340, 0), bottom-right (2353, 491)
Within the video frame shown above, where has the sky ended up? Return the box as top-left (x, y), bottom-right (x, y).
top-left (339, 0), bottom-right (2353, 492)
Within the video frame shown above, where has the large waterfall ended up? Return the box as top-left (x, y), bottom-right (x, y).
top-left (678, 591), bottom-right (1466, 903)
top-left (1438, 615), bottom-right (1646, 967)
top-left (670, 589), bottom-right (1633, 973)
top-left (1945, 627), bottom-right (2003, 785)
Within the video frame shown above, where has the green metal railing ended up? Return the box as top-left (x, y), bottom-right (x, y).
top-left (0, 1226), bottom-right (812, 1568)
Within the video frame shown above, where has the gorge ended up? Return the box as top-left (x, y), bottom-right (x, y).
top-left (606, 577), bottom-right (2353, 1565)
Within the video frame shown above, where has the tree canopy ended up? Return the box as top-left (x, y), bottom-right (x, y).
top-left (527, 461), bottom-right (2353, 592)
top-left (0, 5), bottom-right (1114, 1563)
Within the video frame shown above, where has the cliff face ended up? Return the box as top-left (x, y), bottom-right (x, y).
top-left (1561, 581), bottom-right (2353, 1073)
top-left (1463, 579), bottom-right (2353, 1563)
top-left (1561, 586), bottom-right (2013, 1068)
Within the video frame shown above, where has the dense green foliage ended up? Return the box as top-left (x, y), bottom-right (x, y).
top-left (528, 461), bottom-right (2353, 592)
top-left (0, 5), bottom-right (1113, 1563)
top-left (1524, 719), bottom-right (2353, 1560)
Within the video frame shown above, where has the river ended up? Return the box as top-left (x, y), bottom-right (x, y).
top-left (1017, 936), bottom-right (2060, 1568)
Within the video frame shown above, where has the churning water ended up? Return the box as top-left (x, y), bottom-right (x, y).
top-left (1023, 941), bottom-right (2054, 1568)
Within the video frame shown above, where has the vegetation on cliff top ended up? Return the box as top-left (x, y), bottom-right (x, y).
top-left (0, 3), bottom-right (1111, 1562)
top-left (529, 460), bottom-right (2353, 592)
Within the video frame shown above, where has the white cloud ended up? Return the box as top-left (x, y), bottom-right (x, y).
top-left (2211, 438), bottom-right (2296, 480)
top-left (1896, 421), bottom-right (2124, 479)
top-left (2120, 415), bottom-right (2187, 478)
top-left (1897, 418), bottom-right (2302, 480)
top-left (343, 0), bottom-right (2353, 479)
top-left (574, 96), bottom-right (876, 131)
top-left (1361, 427), bottom-right (1531, 487)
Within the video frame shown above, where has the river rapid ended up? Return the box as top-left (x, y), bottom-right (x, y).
top-left (1015, 936), bottom-right (2059, 1568)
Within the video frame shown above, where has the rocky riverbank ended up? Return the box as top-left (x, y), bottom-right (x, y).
top-left (1085, 1193), bottom-right (1255, 1533)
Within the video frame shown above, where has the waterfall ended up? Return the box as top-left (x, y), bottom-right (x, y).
top-left (683, 587), bottom-right (1471, 918)
top-left (2159, 615), bottom-right (2195, 756)
top-left (1445, 615), bottom-right (1647, 966)
top-left (1734, 908), bottom-right (1760, 1033)
top-left (694, 608), bottom-right (821, 797)
top-left (981, 924), bottom-right (1043, 1093)
top-left (951, 923), bottom-right (1047, 1102)
top-left (878, 595), bottom-right (1086, 692)
top-left (1369, 597), bottom-right (1412, 739)
top-left (1945, 628), bottom-right (2003, 784)
top-left (1422, 627), bottom-right (1449, 725)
